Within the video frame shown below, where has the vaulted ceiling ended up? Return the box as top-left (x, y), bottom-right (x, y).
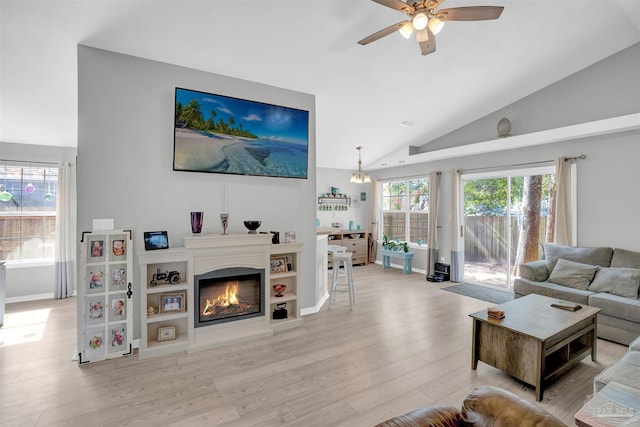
top-left (1, 0), bottom-right (638, 170)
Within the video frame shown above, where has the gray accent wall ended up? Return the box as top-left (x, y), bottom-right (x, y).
top-left (78, 46), bottom-right (316, 339)
top-left (415, 43), bottom-right (640, 153)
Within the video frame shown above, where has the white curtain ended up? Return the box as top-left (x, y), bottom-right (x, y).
top-left (369, 180), bottom-right (379, 263)
top-left (450, 169), bottom-right (464, 282)
top-left (426, 171), bottom-right (440, 276)
top-left (54, 161), bottom-right (76, 299)
top-left (554, 157), bottom-right (573, 246)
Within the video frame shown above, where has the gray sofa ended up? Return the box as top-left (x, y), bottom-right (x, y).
top-left (514, 244), bottom-right (640, 346)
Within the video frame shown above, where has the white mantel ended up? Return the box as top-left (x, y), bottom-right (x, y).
top-left (185, 233), bottom-right (274, 351)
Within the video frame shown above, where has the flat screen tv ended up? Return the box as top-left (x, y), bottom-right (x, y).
top-left (173, 87), bottom-right (309, 179)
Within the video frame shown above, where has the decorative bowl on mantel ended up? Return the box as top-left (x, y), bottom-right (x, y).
top-left (243, 220), bottom-right (262, 234)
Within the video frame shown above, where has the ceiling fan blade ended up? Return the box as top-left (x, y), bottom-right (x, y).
top-left (437, 6), bottom-right (504, 21)
top-left (371, 0), bottom-right (415, 13)
top-left (358, 21), bottom-right (409, 45)
top-left (425, 0), bottom-right (447, 9)
top-left (418, 29), bottom-right (436, 56)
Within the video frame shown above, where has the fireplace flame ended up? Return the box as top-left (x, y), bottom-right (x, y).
top-left (202, 281), bottom-right (240, 315)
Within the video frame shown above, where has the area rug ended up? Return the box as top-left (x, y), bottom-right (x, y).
top-left (442, 283), bottom-right (515, 305)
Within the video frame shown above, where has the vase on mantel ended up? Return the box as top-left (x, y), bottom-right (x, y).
top-left (190, 212), bottom-right (203, 234)
top-left (220, 213), bottom-right (229, 235)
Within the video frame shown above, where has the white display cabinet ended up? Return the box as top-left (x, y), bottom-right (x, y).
top-left (269, 243), bottom-right (303, 331)
top-left (137, 247), bottom-right (192, 360)
top-left (77, 229), bottom-right (133, 364)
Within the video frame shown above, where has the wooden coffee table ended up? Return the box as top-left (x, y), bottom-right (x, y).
top-left (469, 293), bottom-right (600, 401)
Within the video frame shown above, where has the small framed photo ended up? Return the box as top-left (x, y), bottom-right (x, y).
top-left (157, 326), bottom-right (177, 342)
top-left (109, 264), bottom-right (127, 291)
top-left (86, 268), bottom-right (104, 293)
top-left (110, 297), bottom-right (126, 321)
top-left (270, 257), bottom-right (287, 273)
top-left (108, 325), bottom-right (127, 351)
top-left (87, 235), bottom-right (106, 262)
top-left (361, 192), bottom-right (367, 201)
top-left (284, 231), bottom-right (296, 243)
top-left (159, 292), bottom-right (186, 313)
top-left (109, 233), bottom-right (127, 261)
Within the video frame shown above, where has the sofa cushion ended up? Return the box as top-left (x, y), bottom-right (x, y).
top-left (514, 278), bottom-right (594, 305)
top-left (630, 336), bottom-right (640, 352)
top-left (611, 248), bottom-right (640, 269)
top-left (543, 243), bottom-right (613, 272)
top-left (589, 267), bottom-right (640, 298)
top-left (547, 258), bottom-right (599, 290)
top-left (589, 293), bottom-right (640, 323)
top-left (593, 351), bottom-right (640, 393)
top-left (460, 385), bottom-right (565, 427)
top-left (519, 260), bottom-right (549, 282)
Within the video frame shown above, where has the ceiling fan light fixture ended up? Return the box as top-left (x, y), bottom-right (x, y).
top-left (412, 12), bottom-right (428, 30)
top-left (427, 17), bottom-right (444, 35)
top-left (416, 28), bottom-right (430, 43)
top-left (399, 21), bottom-right (414, 39)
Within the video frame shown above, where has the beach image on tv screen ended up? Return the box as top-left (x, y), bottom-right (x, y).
top-left (173, 88), bottom-right (309, 179)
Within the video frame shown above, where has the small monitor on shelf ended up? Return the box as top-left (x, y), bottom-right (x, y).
top-left (144, 231), bottom-right (169, 251)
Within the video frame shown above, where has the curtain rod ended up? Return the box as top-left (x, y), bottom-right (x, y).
top-left (461, 154), bottom-right (586, 174)
top-left (0, 158), bottom-right (59, 166)
top-left (376, 171), bottom-right (441, 182)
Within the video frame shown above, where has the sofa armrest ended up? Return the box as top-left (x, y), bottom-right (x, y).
top-left (374, 405), bottom-right (460, 427)
top-left (461, 386), bottom-right (565, 427)
top-left (519, 260), bottom-right (549, 282)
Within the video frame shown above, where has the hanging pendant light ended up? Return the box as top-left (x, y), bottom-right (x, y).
top-left (350, 146), bottom-right (371, 184)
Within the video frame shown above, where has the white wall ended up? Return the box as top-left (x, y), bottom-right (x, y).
top-left (373, 132), bottom-right (640, 269)
top-left (315, 168), bottom-right (372, 231)
top-left (0, 142), bottom-right (76, 299)
top-left (371, 43), bottom-right (640, 272)
top-left (77, 46), bottom-right (316, 339)
top-left (417, 43), bottom-right (640, 153)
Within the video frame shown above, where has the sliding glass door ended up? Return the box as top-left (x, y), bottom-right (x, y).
top-left (462, 167), bottom-right (555, 290)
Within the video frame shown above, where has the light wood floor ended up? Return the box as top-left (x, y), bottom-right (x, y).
top-left (0, 264), bottom-right (628, 426)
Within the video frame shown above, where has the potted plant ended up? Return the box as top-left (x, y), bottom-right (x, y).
top-left (383, 235), bottom-right (397, 251)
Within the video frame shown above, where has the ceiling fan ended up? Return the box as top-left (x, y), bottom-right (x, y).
top-left (358, 0), bottom-right (504, 56)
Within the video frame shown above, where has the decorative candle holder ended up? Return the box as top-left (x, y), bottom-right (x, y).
top-left (190, 212), bottom-right (203, 234)
top-left (220, 213), bottom-right (229, 235)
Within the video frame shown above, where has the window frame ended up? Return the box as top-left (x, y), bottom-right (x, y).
top-left (0, 161), bottom-right (58, 263)
top-left (378, 176), bottom-right (429, 246)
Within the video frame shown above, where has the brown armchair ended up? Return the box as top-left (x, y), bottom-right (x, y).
top-left (375, 385), bottom-right (566, 427)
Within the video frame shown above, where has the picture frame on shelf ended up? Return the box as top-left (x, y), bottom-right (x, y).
top-left (158, 292), bottom-right (186, 313)
top-left (144, 231), bottom-right (169, 251)
top-left (270, 257), bottom-right (287, 273)
top-left (285, 231), bottom-right (296, 243)
top-left (157, 326), bottom-right (177, 342)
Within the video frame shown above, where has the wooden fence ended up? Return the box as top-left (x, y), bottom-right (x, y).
top-left (464, 216), bottom-right (547, 263)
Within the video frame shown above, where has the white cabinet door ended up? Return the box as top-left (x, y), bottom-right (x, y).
top-left (77, 229), bottom-right (134, 364)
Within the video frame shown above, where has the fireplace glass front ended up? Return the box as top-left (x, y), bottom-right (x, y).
top-left (194, 267), bottom-right (264, 327)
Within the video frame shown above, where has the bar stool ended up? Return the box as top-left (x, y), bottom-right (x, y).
top-left (329, 251), bottom-right (355, 310)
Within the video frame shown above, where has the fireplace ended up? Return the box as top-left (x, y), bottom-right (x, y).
top-left (194, 267), bottom-right (265, 327)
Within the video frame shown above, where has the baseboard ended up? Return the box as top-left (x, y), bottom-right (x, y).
top-left (301, 292), bottom-right (329, 316)
top-left (5, 293), bottom-right (56, 303)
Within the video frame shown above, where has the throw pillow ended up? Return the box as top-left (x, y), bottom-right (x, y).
top-left (543, 243), bottom-right (613, 272)
top-left (547, 258), bottom-right (599, 290)
top-left (589, 267), bottom-right (640, 298)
